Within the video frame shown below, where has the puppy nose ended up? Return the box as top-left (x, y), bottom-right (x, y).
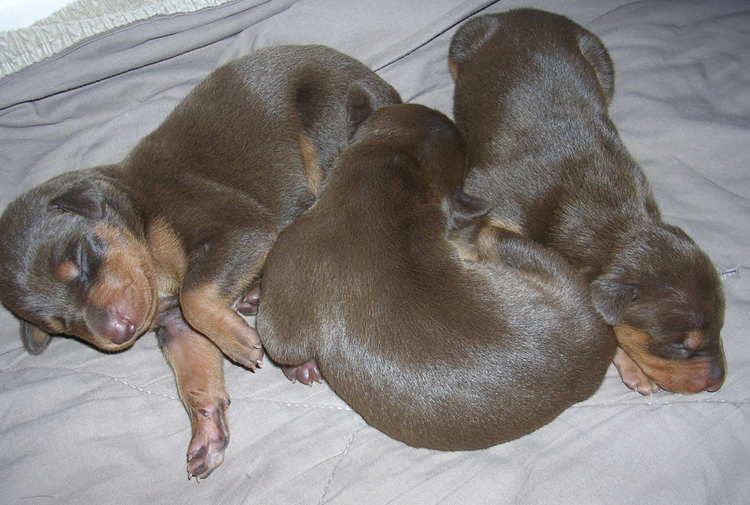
top-left (704, 360), bottom-right (725, 392)
top-left (105, 314), bottom-right (138, 344)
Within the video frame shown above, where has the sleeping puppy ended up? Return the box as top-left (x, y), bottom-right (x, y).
top-left (256, 104), bottom-right (615, 450)
top-left (450, 9), bottom-right (726, 395)
top-left (0, 44), bottom-right (400, 478)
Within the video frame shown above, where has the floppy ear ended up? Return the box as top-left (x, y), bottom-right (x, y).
top-left (590, 278), bottom-right (638, 325)
top-left (50, 180), bottom-right (107, 220)
top-left (576, 30), bottom-right (615, 105)
top-left (448, 15), bottom-right (499, 79)
top-left (20, 320), bottom-right (52, 355)
top-left (346, 81), bottom-right (380, 140)
top-left (445, 189), bottom-right (491, 233)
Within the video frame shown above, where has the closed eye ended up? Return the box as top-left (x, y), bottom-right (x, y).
top-left (69, 236), bottom-right (102, 285)
top-left (56, 235), bottom-right (104, 287)
top-left (666, 342), bottom-right (693, 359)
top-left (73, 241), bottom-right (90, 283)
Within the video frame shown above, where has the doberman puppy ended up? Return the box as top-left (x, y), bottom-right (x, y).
top-left (256, 104), bottom-right (615, 450)
top-left (0, 44), bottom-right (400, 478)
top-left (450, 9), bottom-right (726, 395)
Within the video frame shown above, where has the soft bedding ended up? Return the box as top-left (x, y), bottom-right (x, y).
top-left (0, 1), bottom-right (748, 504)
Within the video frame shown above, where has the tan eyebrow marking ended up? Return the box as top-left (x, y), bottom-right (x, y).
top-left (54, 260), bottom-right (80, 282)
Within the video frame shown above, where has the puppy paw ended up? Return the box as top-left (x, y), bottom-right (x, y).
top-left (237, 286), bottom-right (261, 316)
top-left (223, 331), bottom-right (264, 371)
top-left (613, 348), bottom-right (659, 395)
top-left (186, 397), bottom-right (230, 480)
top-left (282, 361), bottom-right (323, 385)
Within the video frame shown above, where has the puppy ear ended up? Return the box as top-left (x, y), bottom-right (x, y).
top-left (448, 15), bottom-right (499, 79)
top-left (346, 81), bottom-right (381, 140)
top-left (576, 30), bottom-right (615, 104)
top-left (50, 181), bottom-right (106, 220)
top-left (590, 278), bottom-right (638, 325)
top-left (20, 321), bottom-right (52, 355)
top-left (445, 189), bottom-right (491, 233)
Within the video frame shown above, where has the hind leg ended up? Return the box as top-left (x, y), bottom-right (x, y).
top-left (234, 285), bottom-right (322, 385)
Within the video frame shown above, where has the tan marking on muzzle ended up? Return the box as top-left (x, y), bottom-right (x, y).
top-left (83, 224), bottom-right (156, 350)
top-left (614, 324), bottom-right (718, 394)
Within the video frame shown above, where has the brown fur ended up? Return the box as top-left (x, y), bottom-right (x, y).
top-left (0, 44), bottom-right (400, 478)
top-left (156, 304), bottom-right (228, 480)
top-left (450, 9), bottom-right (726, 394)
top-left (257, 104), bottom-right (614, 450)
top-left (299, 133), bottom-right (323, 196)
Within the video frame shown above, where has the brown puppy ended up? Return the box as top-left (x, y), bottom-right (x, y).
top-left (450, 9), bottom-right (726, 395)
top-left (256, 104), bottom-right (614, 450)
top-left (0, 44), bottom-right (400, 478)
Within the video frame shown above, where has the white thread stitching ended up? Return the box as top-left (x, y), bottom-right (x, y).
top-left (572, 397), bottom-right (750, 408)
top-left (234, 397), bottom-right (353, 411)
top-left (109, 376), bottom-right (178, 400)
top-left (4, 366), bottom-right (748, 408)
top-left (318, 421), bottom-right (362, 505)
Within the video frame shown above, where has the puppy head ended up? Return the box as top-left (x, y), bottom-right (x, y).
top-left (591, 225), bottom-right (726, 393)
top-left (448, 9), bottom-right (614, 105)
top-left (0, 170), bottom-right (158, 353)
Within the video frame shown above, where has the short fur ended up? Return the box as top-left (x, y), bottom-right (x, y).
top-left (0, 44), bottom-right (400, 477)
top-left (450, 9), bottom-right (725, 394)
top-left (257, 104), bottom-right (614, 450)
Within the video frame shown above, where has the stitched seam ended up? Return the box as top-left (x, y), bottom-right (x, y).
top-left (317, 421), bottom-right (362, 505)
top-left (571, 398), bottom-right (750, 408)
top-left (0, 365), bottom-right (355, 409)
top-left (234, 397), bottom-right (353, 411)
top-left (109, 376), bottom-right (178, 400)
top-left (3, 366), bottom-right (748, 408)
top-left (0, 365), bottom-right (181, 400)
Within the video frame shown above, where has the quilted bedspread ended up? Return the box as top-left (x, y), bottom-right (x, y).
top-left (0, 1), bottom-right (747, 503)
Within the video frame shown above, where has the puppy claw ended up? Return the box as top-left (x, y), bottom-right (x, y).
top-left (230, 344), bottom-right (264, 371)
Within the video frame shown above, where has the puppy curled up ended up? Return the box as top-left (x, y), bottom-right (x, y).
top-left (257, 103), bottom-right (615, 450)
top-left (450, 9), bottom-right (726, 395)
top-left (0, 44), bottom-right (401, 478)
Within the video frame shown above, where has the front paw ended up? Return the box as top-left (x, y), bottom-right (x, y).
top-left (613, 348), bottom-right (659, 395)
top-left (224, 332), bottom-right (265, 371)
top-left (186, 397), bottom-right (230, 480)
top-left (282, 361), bottom-right (323, 385)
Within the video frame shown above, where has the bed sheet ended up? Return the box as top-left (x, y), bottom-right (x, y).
top-left (0, 1), bottom-right (748, 504)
